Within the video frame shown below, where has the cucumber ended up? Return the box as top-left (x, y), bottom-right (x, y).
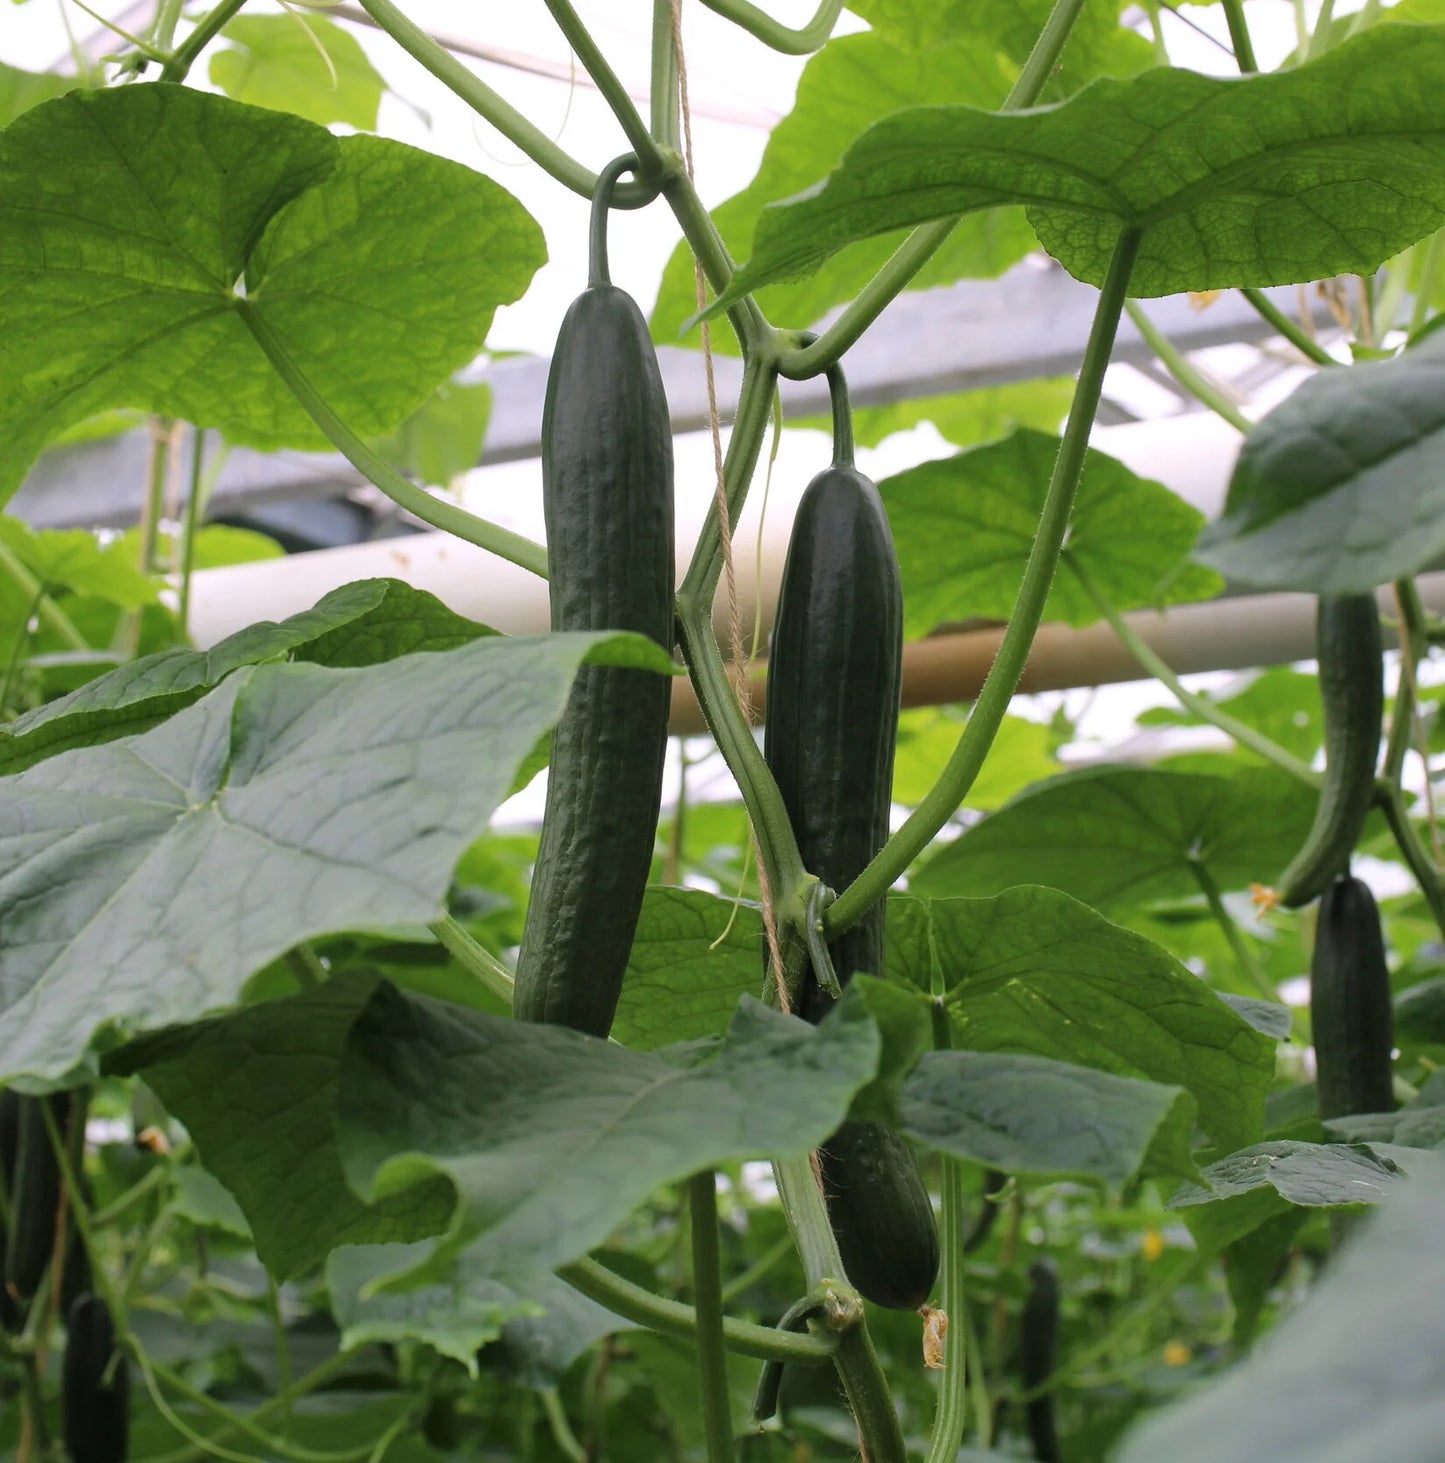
top-left (763, 360), bottom-right (938, 1311)
top-left (4, 1092), bottom-right (67, 1310)
top-left (1311, 874), bottom-right (1394, 1122)
top-left (63, 1293), bottom-right (129, 1463)
top-left (1020, 1259), bottom-right (1062, 1463)
top-left (1277, 594), bottom-right (1383, 908)
top-left (513, 155), bottom-right (675, 1039)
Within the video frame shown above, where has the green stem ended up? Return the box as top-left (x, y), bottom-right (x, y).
top-left (650, 0), bottom-right (680, 151)
top-left (237, 302), bottom-right (547, 578)
top-left (696, 0), bottom-right (844, 53)
top-left (825, 228), bottom-right (1143, 940)
top-left (0, 538), bottom-right (88, 653)
top-left (540, 1389), bottom-right (586, 1463)
top-left (159, 0), bottom-right (248, 80)
top-left (286, 944), bottom-right (327, 991)
top-left (1385, 580), bottom-right (1426, 784)
top-left (833, 1325), bottom-right (907, 1463)
top-left (772, 1154), bottom-right (844, 1293)
top-left (150, 0), bottom-right (186, 53)
top-left (1124, 301), bottom-right (1252, 434)
top-left (719, 1232), bottom-right (795, 1305)
top-left (660, 173), bottom-right (767, 352)
top-left (559, 1256), bottom-right (838, 1364)
top-left (924, 1002), bottom-right (968, 1463)
top-left (689, 1173), bottom-right (738, 1463)
top-left (177, 426), bottom-right (206, 635)
top-left (0, 583), bottom-right (44, 713)
top-left (1382, 790), bottom-right (1445, 936)
top-left (1308, 0), bottom-right (1338, 59)
top-left (1239, 288), bottom-right (1339, 368)
top-left (350, 0), bottom-right (652, 207)
top-left (1410, 230), bottom-right (1445, 335)
top-left (1071, 557), bottom-right (1319, 787)
top-left (18, 1346), bottom-right (51, 1455)
top-left (542, 0), bottom-right (658, 167)
top-left (92, 1161), bottom-right (169, 1227)
top-left (964, 1305), bottom-right (993, 1448)
top-left (1220, 0), bottom-right (1257, 71)
top-left (775, 0), bottom-right (1087, 379)
top-left (430, 914), bottom-right (516, 1007)
top-left (1191, 860), bottom-right (1276, 1002)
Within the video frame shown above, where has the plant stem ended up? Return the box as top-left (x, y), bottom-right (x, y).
top-left (542, 0), bottom-right (658, 167)
top-left (150, 0), bottom-right (186, 53)
top-left (825, 229), bottom-right (1143, 940)
top-left (351, 0), bottom-right (651, 207)
top-left (834, 1325), bottom-right (907, 1463)
top-left (430, 914), bottom-right (516, 1006)
top-left (719, 1232), bottom-right (794, 1305)
top-left (177, 426), bottom-right (207, 635)
top-left (661, 173), bottom-right (767, 352)
top-left (696, 0), bottom-right (844, 53)
top-left (1239, 287), bottom-right (1339, 367)
top-left (559, 1256), bottom-right (837, 1364)
top-left (689, 1173), bottom-right (738, 1463)
top-left (1124, 301), bottom-right (1252, 433)
top-left (1191, 860), bottom-right (1277, 1002)
top-left (650, 0), bottom-right (680, 150)
top-left (159, 0), bottom-right (247, 81)
top-left (0, 539), bottom-right (87, 653)
top-left (1220, 0), bottom-right (1257, 71)
top-left (1308, 0), bottom-right (1337, 60)
top-left (1382, 789), bottom-right (1445, 936)
top-left (540, 1389), bottom-right (587, 1463)
top-left (775, 0), bottom-right (1087, 378)
top-left (1070, 557), bottom-right (1319, 787)
top-left (0, 584), bottom-right (44, 713)
top-left (237, 302), bottom-right (548, 578)
top-left (1410, 230), bottom-right (1445, 335)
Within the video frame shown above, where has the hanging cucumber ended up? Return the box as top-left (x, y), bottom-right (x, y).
top-left (63, 1293), bottom-right (130, 1463)
top-left (764, 360), bottom-right (939, 1311)
top-left (3, 1092), bottom-right (69, 1312)
top-left (1311, 874), bottom-right (1395, 1122)
top-left (1020, 1259), bottom-right (1062, 1463)
top-left (1276, 594), bottom-right (1383, 909)
top-left (513, 156), bottom-right (675, 1039)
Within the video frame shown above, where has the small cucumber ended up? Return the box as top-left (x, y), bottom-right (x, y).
top-left (63, 1293), bottom-right (129, 1463)
top-left (4, 1093), bottom-right (67, 1310)
top-left (1277, 594), bottom-right (1383, 908)
top-left (1020, 1258), bottom-right (1062, 1463)
top-left (1311, 874), bottom-right (1394, 1122)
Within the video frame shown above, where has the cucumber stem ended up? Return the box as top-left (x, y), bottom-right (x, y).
top-left (695, 0), bottom-right (845, 54)
top-left (688, 1173), bottom-right (738, 1463)
top-left (589, 155), bottom-right (649, 289)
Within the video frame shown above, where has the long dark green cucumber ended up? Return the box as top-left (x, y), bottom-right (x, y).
top-left (1311, 874), bottom-right (1394, 1122)
top-left (513, 155), bottom-right (674, 1039)
top-left (4, 1092), bottom-right (68, 1311)
top-left (1277, 594), bottom-right (1383, 908)
top-left (63, 1292), bottom-right (130, 1463)
top-left (1020, 1259), bottom-right (1062, 1463)
top-left (764, 361), bottom-right (938, 1311)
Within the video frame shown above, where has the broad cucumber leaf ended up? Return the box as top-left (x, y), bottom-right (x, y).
top-left (1122, 1158), bottom-right (1445, 1463)
top-left (210, 13), bottom-right (386, 130)
top-left (900, 1049), bottom-right (1198, 1183)
top-left (371, 379), bottom-right (492, 489)
top-left (894, 710), bottom-right (1059, 811)
top-left (911, 765), bottom-right (1318, 912)
top-left (0, 84), bottom-right (545, 506)
top-left (0, 516), bottom-right (158, 611)
top-left (0, 629), bottom-right (667, 1085)
top-left (1194, 333), bottom-right (1445, 593)
top-left (1137, 667), bottom-right (1323, 763)
top-left (0, 578), bottom-right (494, 774)
top-left (880, 428), bottom-right (1221, 638)
top-left (334, 980), bottom-right (885, 1289)
top-left (887, 891), bottom-right (1274, 1150)
top-left (710, 25), bottom-right (1445, 310)
top-left (0, 60), bottom-right (73, 129)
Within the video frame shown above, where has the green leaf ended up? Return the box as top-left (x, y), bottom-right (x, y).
top-left (710, 25), bottom-right (1445, 311)
top-left (886, 891), bottom-right (1275, 1150)
top-left (189, 525), bottom-right (288, 569)
top-left (0, 61), bottom-right (74, 130)
top-left (372, 379), bottom-right (491, 488)
top-left (900, 1049), bottom-right (1198, 1183)
top-left (1218, 994), bottom-right (1292, 1042)
top-left (1169, 1140), bottom-right (1405, 1252)
top-left (0, 578), bottom-right (495, 774)
top-left (0, 629), bottom-right (667, 1085)
top-left (911, 766), bottom-right (1318, 912)
top-left (1120, 1157), bottom-right (1445, 1463)
top-left (335, 981), bottom-right (884, 1288)
top-left (1137, 668), bottom-right (1323, 762)
top-left (0, 517), bottom-right (157, 611)
top-left (0, 84), bottom-right (545, 505)
top-left (1394, 976), bottom-right (1445, 1046)
top-left (881, 429), bottom-right (1221, 637)
top-left (112, 976), bottom-right (455, 1278)
top-left (894, 710), bottom-right (1059, 811)
top-left (1194, 333), bottom-right (1445, 593)
top-left (210, 13), bottom-right (387, 130)
top-left (612, 888), bottom-right (763, 1050)
top-left (168, 1166), bottom-right (253, 1239)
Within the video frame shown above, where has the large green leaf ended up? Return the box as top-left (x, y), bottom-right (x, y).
top-left (0, 629), bottom-right (667, 1085)
top-left (335, 981), bottom-right (885, 1288)
top-left (709, 25), bottom-right (1445, 310)
top-left (1194, 333), bottom-right (1445, 593)
top-left (881, 429), bottom-right (1221, 637)
top-left (210, 13), bottom-right (387, 130)
top-left (900, 1049), bottom-right (1198, 1183)
top-left (0, 579), bottom-right (495, 775)
top-left (0, 517), bottom-right (158, 611)
top-left (887, 892), bottom-right (1275, 1150)
top-left (1120, 1158), bottom-right (1445, 1463)
top-left (0, 61), bottom-right (73, 129)
top-left (0, 84), bottom-right (544, 504)
top-left (893, 710), bottom-right (1059, 811)
top-left (911, 766), bottom-right (1318, 912)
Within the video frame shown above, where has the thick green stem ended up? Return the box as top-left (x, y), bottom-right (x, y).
top-left (0, 538), bottom-right (88, 653)
top-left (1239, 288), bottom-right (1339, 368)
top-left (1382, 791), bottom-right (1445, 936)
top-left (1124, 301), bottom-right (1252, 434)
top-left (560, 1255), bottom-right (837, 1364)
top-left (159, 0), bottom-right (248, 81)
top-left (834, 1325), bottom-right (908, 1463)
top-left (650, 0), bottom-right (681, 150)
top-left (237, 302), bottom-right (547, 578)
top-left (1220, 0), bottom-right (1258, 71)
top-left (1071, 557), bottom-right (1319, 787)
top-left (543, 0), bottom-right (658, 166)
top-left (697, 0), bottom-right (844, 53)
top-left (177, 426), bottom-right (206, 634)
top-left (772, 1153), bottom-right (845, 1293)
top-left (1191, 860), bottom-right (1277, 1003)
top-left (776, 0), bottom-right (1087, 379)
top-left (1385, 578), bottom-right (1428, 785)
top-left (431, 914), bottom-right (516, 1006)
top-left (825, 229), bottom-right (1143, 940)
top-left (352, 0), bottom-right (652, 207)
top-left (689, 1173), bottom-right (738, 1463)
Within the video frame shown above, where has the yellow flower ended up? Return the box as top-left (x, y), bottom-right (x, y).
top-left (1163, 1340), bottom-right (1192, 1368)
